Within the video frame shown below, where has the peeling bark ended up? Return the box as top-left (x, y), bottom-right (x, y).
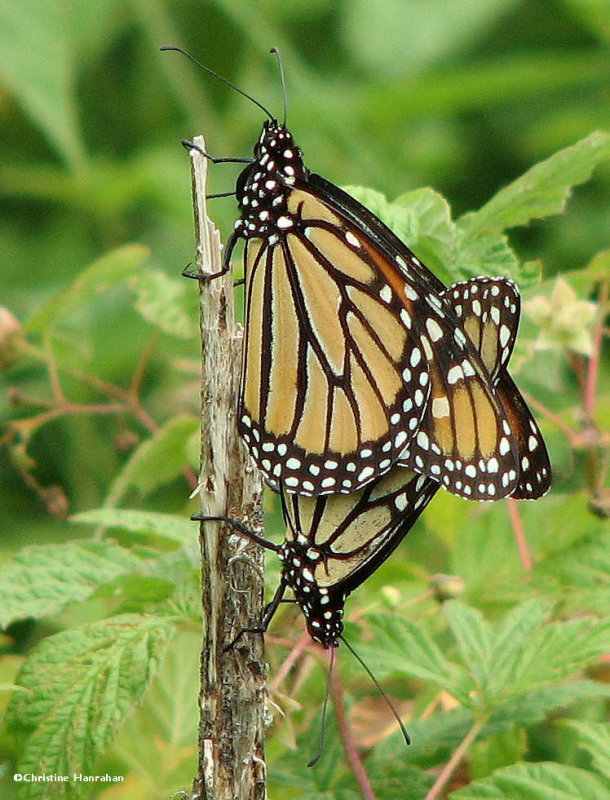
top-left (188, 137), bottom-right (266, 800)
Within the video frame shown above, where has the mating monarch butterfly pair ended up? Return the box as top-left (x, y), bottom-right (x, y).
top-left (167, 46), bottom-right (551, 649)
top-left (197, 274), bottom-right (546, 647)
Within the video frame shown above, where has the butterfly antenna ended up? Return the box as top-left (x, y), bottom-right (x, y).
top-left (269, 47), bottom-right (288, 126)
top-left (340, 635), bottom-right (411, 746)
top-left (161, 45), bottom-right (274, 121)
top-left (306, 647), bottom-right (335, 767)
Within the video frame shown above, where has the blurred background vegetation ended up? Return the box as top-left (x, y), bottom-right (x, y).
top-left (1, 0), bottom-right (609, 798)
top-left (2, 0), bottom-right (609, 539)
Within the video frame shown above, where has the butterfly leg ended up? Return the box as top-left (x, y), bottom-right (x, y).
top-left (181, 263), bottom-right (200, 280)
top-left (181, 138), bottom-right (254, 166)
top-left (223, 579), bottom-right (289, 652)
top-left (180, 227), bottom-right (240, 280)
top-left (191, 512), bottom-right (280, 552)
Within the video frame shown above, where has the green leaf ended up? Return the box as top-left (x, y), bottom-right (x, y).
top-left (355, 614), bottom-right (470, 699)
top-left (0, 0), bottom-right (85, 168)
top-left (454, 229), bottom-right (520, 283)
top-left (444, 601), bottom-right (610, 707)
top-left (443, 602), bottom-right (494, 687)
top-left (534, 528), bottom-right (610, 615)
top-left (485, 598), bottom-right (555, 696)
top-left (0, 541), bottom-right (145, 628)
top-left (363, 602), bottom-right (610, 722)
top-left (370, 706), bottom-right (475, 770)
top-left (105, 415), bottom-right (199, 505)
top-left (459, 131), bottom-right (610, 238)
top-left (342, 185), bottom-right (420, 240)
top-left (130, 270), bottom-right (197, 339)
top-left (361, 762), bottom-right (433, 800)
top-left (489, 681), bottom-right (610, 731)
top-left (25, 245), bottom-right (149, 334)
top-left (343, 185), bottom-right (457, 283)
top-left (106, 630), bottom-right (200, 796)
top-left (71, 508), bottom-right (195, 546)
top-left (97, 574), bottom-right (176, 610)
top-left (6, 614), bottom-right (175, 799)
top-left (270, 705), bottom-right (347, 796)
top-left (343, 0), bottom-right (518, 78)
top-left (393, 187), bottom-right (457, 282)
top-left (470, 727), bottom-right (527, 782)
top-left (564, 720), bottom-right (610, 780)
top-left (373, 682), bottom-right (610, 774)
top-left (449, 504), bottom-right (523, 601)
top-left (451, 761), bottom-right (610, 799)
top-left (497, 616), bottom-right (610, 698)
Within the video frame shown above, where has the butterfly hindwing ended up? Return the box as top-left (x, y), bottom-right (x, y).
top-left (426, 277), bottom-right (550, 499)
top-left (395, 276), bottom-right (522, 500)
top-left (496, 372), bottom-right (551, 498)
top-left (446, 278), bottom-right (520, 380)
top-left (281, 467), bottom-right (438, 645)
top-left (448, 278), bottom-right (551, 498)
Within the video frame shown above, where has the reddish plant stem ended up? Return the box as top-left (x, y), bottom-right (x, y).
top-left (507, 498), bottom-right (532, 572)
top-left (15, 338), bottom-right (161, 434)
top-left (129, 330), bottom-right (160, 401)
top-left (269, 632), bottom-right (311, 693)
top-left (43, 331), bottom-right (67, 404)
top-left (424, 715), bottom-right (487, 800)
top-left (330, 655), bottom-right (377, 800)
top-left (9, 402), bottom-right (132, 434)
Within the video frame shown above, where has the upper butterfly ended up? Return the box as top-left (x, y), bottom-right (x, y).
top-left (231, 121), bottom-right (524, 499)
top-left (164, 47), bottom-right (522, 499)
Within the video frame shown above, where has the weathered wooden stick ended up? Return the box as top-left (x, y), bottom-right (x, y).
top-left (188, 136), bottom-right (266, 800)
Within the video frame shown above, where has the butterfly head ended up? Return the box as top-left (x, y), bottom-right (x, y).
top-left (279, 539), bottom-right (344, 648)
top-left (235, 120), bottom-right (308, 240)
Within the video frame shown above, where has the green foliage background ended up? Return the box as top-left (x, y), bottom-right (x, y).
top-left (0, 1), bottom-right (609, 799)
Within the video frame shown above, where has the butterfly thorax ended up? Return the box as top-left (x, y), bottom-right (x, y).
top-left (235, 120), bottom-right (308, 240)
top-left (278, 538), bottom-right (344, 648)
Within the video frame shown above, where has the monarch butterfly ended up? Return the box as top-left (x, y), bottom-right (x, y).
top-left (234, 123), bottom-right (524, 501)
top-left (198, 274), bottom-right (547, 650)
top-left (162, 45), bottom-right (527, 501)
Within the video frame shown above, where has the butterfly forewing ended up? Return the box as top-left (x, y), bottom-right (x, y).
top-left (236, 126), bottom-right (447, 496)
top-left (235, 121), bottom-right (526, 497)
top-left (233, 118), bottom-right (547, 504)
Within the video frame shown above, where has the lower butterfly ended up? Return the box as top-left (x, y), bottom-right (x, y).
top-left (195, 275), bottom-right (550, 650)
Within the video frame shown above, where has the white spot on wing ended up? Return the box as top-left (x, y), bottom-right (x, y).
top-left (426, 318), bottom-right (444, 342)
top-left (379, 285), bottom-right (393, 303)
top-left (432, 396), bottom-right (450, 418)
top-left (447, 365), bottom-right (464, 384)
